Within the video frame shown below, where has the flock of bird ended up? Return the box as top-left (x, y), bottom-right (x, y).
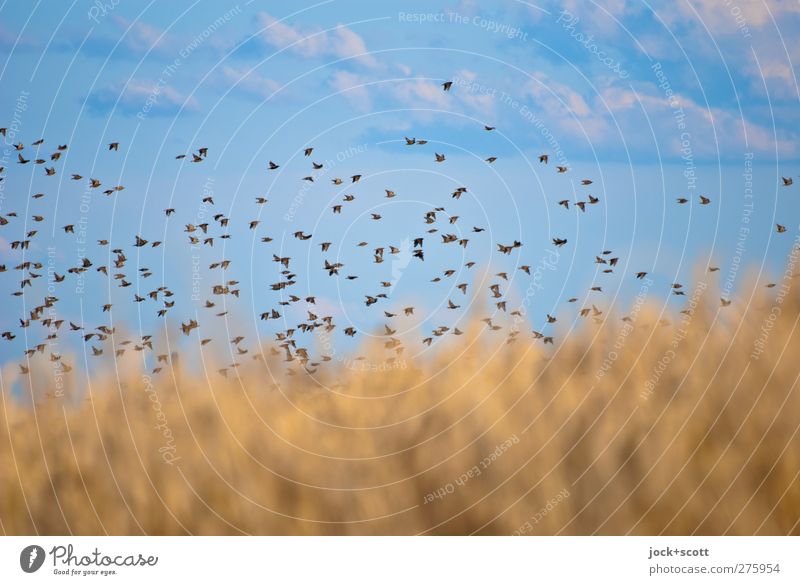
top-left (0, 80), bottom-right (796, 385)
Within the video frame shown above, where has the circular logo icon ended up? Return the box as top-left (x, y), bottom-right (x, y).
top-left (20, 545), bottom-right (46, 573)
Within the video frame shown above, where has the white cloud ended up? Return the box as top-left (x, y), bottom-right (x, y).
top-left (522, 72), bottom-right (609, 141)
top-left (256, 12), bottom-right (376, 67)
top-left (111, 16), bottom-right (169, 55)
top-left (329, 70), bottom-right (372, 112)
top-left (509, 71), bottom-right (798, 157)
top-left (330, 25), bottom-right (375, 66)
top-left (599, 83), bottom-right (797, 157)
top-left (393, 78), bottom-right (450, 110)
top-left (88, 79), bottom-right (199, 117)
top-left (220, 66), bottom-right (282, 100)
top-left (747, 59), bottom-right (797, 98)
top-left (324, 66), bottom-right (501, 127)
top-left (128, 80), bottom-right (196, 108)
top-left (451, 69), bottom-right (497, 118)
top-left (556, 0), bottom-right (632, 35)
top-left (649, 1), bottom-right (800, 102)
top-left (661, 0), bottom-right (800, 32)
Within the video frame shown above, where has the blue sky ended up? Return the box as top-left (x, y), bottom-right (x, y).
top-left (0, 0), bottom-right (799, 391)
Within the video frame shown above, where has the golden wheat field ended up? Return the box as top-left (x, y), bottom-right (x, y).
top-left (2, 267), bottom-right (799, 536)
